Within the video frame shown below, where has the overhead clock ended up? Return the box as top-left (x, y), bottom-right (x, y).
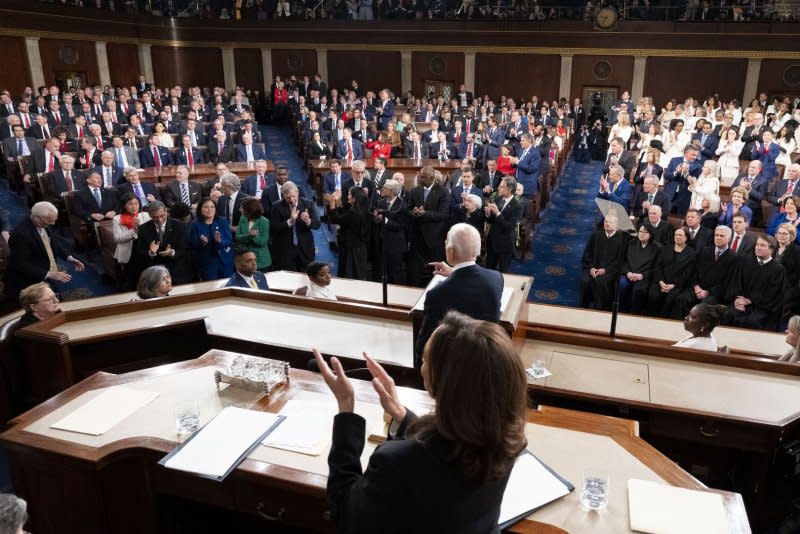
top-left (594, 6), bottom-right (619, 31)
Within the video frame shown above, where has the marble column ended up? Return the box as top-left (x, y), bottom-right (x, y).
top-left (24, 37), bottom-right (45, 89)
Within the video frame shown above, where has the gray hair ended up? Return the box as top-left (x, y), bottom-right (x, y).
top-left (608, 164), bottom-right (624, 178)
top-left (466, 193), bottom-right (483, 209)
top-left (31, 201), bottom-right (58, 217)
top-left (101, 150), bottom-right (114, 159)
top-left (0, 494), bottom-right (27, 534)
top-left (60, 154), bottom-right (75, 164)
top-left (382, 179), bottom-right (401, 197)
top-left (644, 175), bottom-right (659, 186)
top-left (715, 224), bottom-right (732, 238)
top-left (281, 180), bottom-right (299, 196)
top-left (445, 223), bottom-right (482, 263)
top-left (351, 159), bottom-right (366, 173)
top-left (147, 200), bottom-right (166, 214)
top-left (220, 172), bottom-right (241, 191)
top-left (137, 265), bottom-right (171, 299)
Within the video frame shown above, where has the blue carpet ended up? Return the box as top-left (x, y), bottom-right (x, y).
top-left (261, 125), bottom-right (338, 273)
top-left (511, 159), bottom-right (604, 305)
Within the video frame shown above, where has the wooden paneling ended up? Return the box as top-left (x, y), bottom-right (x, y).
top-left (38, 38), bottom-right (99, 87)
top-left (234, 48), bottom-right (263, 91)
top-left (411, 52), bottom-right (464, 98)
top-left (476, 54), bottom-right (560, 101)
top-left (570, 55), bottom-right (634, 101)
top-left (758, 59), bottom-right (800, 96)
top-left (0, 37), bottom-right (31, 96)
top-left (106, 43), bottom-right (140, 88)
top-left (643, 57), bottom-right (747, 107)
top-left (327, 51), bottom-right (401, 95)
top-left (150, 46), bottom-right (223, 88)
top-left (270, 49), bottom-right (317, 80)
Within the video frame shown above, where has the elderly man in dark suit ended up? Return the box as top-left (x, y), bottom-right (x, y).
top-left (116, 168), bottom-right (160, 209)
top-left (73, 171), bottom-right (118, 223)
top-left (407, 166), bottom-right (451, 287)
top-left (44, 154), bottom-right (85, 202)
top-left (163, 165), bottom-right (202, 211)
top-left (485, 176), bottom-right (523, 273)
top-left (270, 181), bottom-right (321, 272)
top-left (374, 179), bottom-right (409, 285)
top-left (131, 201), bottom-right (193, 285)
top-left (208, 130), bottom-right (236, 164)
top-left (415, 223), bottom-right (503, 366)
top-left (4, 201), bottom-right (85, 300)
top-left (631, 175), bottom-right (671, 223)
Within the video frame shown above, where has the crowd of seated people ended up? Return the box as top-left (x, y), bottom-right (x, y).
top-left (41, 0), bottom-right (800, 22)
top-left (581, 90), bottom-right (800, 333)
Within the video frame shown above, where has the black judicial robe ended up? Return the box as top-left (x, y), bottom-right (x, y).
top-left (580, 229), bottom-right (627, 310)
top-left (724, 256), bottom-right (786, 331)
top-left (649, 245), bottom-right (696, 316)
top-left (673, 246), bottom-right (736, 318)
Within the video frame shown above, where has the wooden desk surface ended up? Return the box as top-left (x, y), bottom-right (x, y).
top-left (1, 350), bottom-right (750, 534)
top-left (137, 161), bottom-right (271, 183)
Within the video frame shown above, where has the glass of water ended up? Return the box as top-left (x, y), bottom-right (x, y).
top-left (175, 402), bottom-right (200, 437)
top-left (581, 472), bottom-right (609, 510)
top-left (532, 360), bottom-right (545, 377)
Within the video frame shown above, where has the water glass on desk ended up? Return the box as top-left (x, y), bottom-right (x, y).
top-left (175, 402), bottom-right (200, 437)
top-left (581, 471), bottom-right (609, 510)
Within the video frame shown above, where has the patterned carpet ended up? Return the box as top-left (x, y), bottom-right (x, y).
top-left (511, 159), bottom-right (604, 305)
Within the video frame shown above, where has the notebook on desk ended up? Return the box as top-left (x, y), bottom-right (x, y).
top-left (627, 478), bottom-right (731, 534)
top-left (498, 450), bottom-right (574, 529)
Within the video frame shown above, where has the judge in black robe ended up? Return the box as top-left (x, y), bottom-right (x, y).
top-left (674, 234), bottom-right (737, 319)
top-left (724, 236), bottom-right (786, 331)
top-left (618, 224), bottom-right (660, 314)
top-left (648, 227), bottom-right (696, 317)
top-left (580, 217), bottom-right (627, 311)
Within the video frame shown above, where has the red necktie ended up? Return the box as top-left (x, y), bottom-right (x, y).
top-left (259, 175), bottom-right (266, 189)
top-left (218, 142), bottom-right (223, 155)
top-left (23, 114), bottom-right (29, 128)
top-left (455, 133), bottom-right (461, 144)
top-left (467, 144), bottom-right (472, 159)
top-left (187, 148), bottom-right (194, 167)
top-left (47, 153), bottom-right (55, 172)
top-left (347, 141), bottom-right (353, 159)
top-left (55, 113), bottom-right (61, 125)
top-left (98, 138), bottom-right (103, 150)
top-left (153, 147), bottom-right (161, 167)
top-left (732, 235), bottom-right (740, 253)
top-left (64, 171), bottom-right (73, 191)
top-left (788, 181), bottom-right (796, 196)
top-left (78, 128), bottom-right (83, 138)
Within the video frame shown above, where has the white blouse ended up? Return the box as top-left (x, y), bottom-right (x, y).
top-left (673, 333), bottom-right (718, 352)
top-left (306, 282), bottom-right (337, 300)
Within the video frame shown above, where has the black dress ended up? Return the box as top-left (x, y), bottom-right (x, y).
top-left (648, 245), bottom-right (696, 317)
top-left (328, 207), bottom-right (370, 280)
top-left (619, 240), bottom-right (660, 313)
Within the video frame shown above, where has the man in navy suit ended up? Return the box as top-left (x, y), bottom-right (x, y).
top-left (44, 155), bottom-right (85, 201)
top-left (174, 134), bottom-right (204, 166)
top-left (376, 90), bottom-right (394, 131)
top-left (485, 176), bottom-right (523, 273)
top-left (180, 118), bottom-right (206, 147)
top-left (235, 132), bottom-right (266, 162)
top-left (663, 145), bottom-right (702, 216)
top-left (139, 135), bottom-right (174, 168)
top-left (335, 129), bottom-right (363, 161)
top-left (450, 168), bottom-right (482, 208)
top-left (512, 134), bottom-right (541, 199)
top-left (631, 176), bottom-right (671, 223)
top-left (322, 159), bottom-right (352, 197)
top-left (91, 151), bottom-right (126, 188)
top-left (597, 164), bottom-right (632, 211)
top-left (461, 133), bottom-right (483, 166)
top-left (242, 159), bottom-right (271, 198)
top-left (429, 131), bottom-right (458, 160)
top-left (692, 121), bottom-right (720, 161)
top-left (415, 223), bottom-right (503, 366)
top-left (117, 168), bottom-right (160, 208)
top-left (224, 250), bottom-right (270, 290)
top-left (732, 160), bottom-right (770, 225)
top-left (73, 171), bottom-right (119, 223)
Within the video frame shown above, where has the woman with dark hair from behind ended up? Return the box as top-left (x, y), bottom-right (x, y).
top-left (326, 186), bottom-right (370, 280)
top-left (0, 493), bottom-right (27, 534)
top-left (673, 303), bottom-right (728, 351)
top-left (314, 311), bottom-right (528, 533)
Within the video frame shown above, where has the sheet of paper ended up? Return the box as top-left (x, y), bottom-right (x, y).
top-left (262, 399), bottom-right (336, 456)
top-left (498, 452), bottom-right (571, 525)
top-left (164, 407), bottom-right (281, 479)
top-left (628, 478), bottom-right (731, 534)
top-left (50, 386), bottom-right (159, 436)
top-left (500, 287), bottom-right (514, 313)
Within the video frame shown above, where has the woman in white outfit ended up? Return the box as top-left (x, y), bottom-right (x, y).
top-left (688, 160), bottom-right (720, 211)
top-left (715, 128), bottom-right (745, 186)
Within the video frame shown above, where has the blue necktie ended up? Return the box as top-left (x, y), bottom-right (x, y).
top-left (134, 183), bottom-right (146, 206)
top-left (292, 222), bottom-right (299, 246)
top-left (17, 139), bottom-right (23, 157)
top-left (423, 188), bottom-right (430, 202)
top-left (93, 188), bottom-right (102, 207)
top-left (117, 148), bottom-right (125, 169)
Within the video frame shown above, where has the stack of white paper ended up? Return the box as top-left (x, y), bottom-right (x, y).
top-left (262, 399), bottom-right (336, 456)
top-left (628, 478), bottom-right (731, 534)
top-left (50, 386), bottom-right (159, 436)
top-left (498, 452), bottom-right (572, 526)
top-left (163, 407), bottom-right (282, 479)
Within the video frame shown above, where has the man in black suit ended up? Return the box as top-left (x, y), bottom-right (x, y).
top-left (132, 201), bottom-right (193, 285)
top-left (217, 173), bottom-right (249, 230)
top-left (4, 201), bottom-right (85, 300)
top-left (484, 177), bottom-right (523, 273)
top-left (729, 213), bottom-right (757, 257)
top-left (180, 118), bottom-right (206, 147)
top-left (631, 176), bottom-right (671, 223)
top-left (91, 151), bottom-right (125, 189)
top-left (207, 130), bottom-right (236, 164)
top-left (403, 131), bottom-right (429, 160)
top-left (27, 114), bottom-right (52, 140)
top-left (117, 168), bottom-right (160, 209)
top-left (407, 166), bottom-right (451, 287)
top-left (73, 171), bottom-right (118, 223)
top-left (374, 179), bottom-right (409, 285)
top-left (674, 225), bottom-right (736, 319)
top-left (270, 181), bottom-right (321, 272)
top-left (341, 160), bottom-right (376, 206)
top-left (739, 112), bottom-right (767, 160)
top-left (691, 121), bottom-right (720, 161)
top-left (603, 137), bottom-right (636, 178)
top-left (767, 163), bottom-right (800, 207)
top-left (260, 165), bottom-right (289, 217)
top-left (44, 154), bottom-right (84, 202)
top-left (164, 166), bottom-right (202, 211)
top-left (684, 209), bottom-right (713, 250)
top-left (415, 223), bottom-right (503, 365)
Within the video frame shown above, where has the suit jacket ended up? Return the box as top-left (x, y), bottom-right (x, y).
top-left (45, 169), bottom-right (85, 199)
top-left (67, 124), bottom-right (90, 140)
top-left (235, 143), bottom-right (266, 162)
top-left (597, 178), bottom-right (633, 210)
top-left (270, 197), bottom-right (321, 265)
top-left (335, 138), bottom-right (363, 160)
top-left (730, 231), bottom-right (757, 257)
top-left (90, 165), bottom-right (126, 187)
top-left (731, 173), bottom-right (769, 216)
top-left (218, 192), bottom-right (250, 227)
top-left (603, 150), bottom-right (636, 178)
top-left (224, 271), bottom-right (270, 290)
top-left (460, 142), bottom-right (483, 162)
top-left (630, 189), bottom-right (671, 220)
top-left (341, 177), bottom-right (376, 204)
top-left (32, 150), bottom-right (61, 175)
top-left (4, 218), bottom-right (73, 298)
top-left (663, 157), bottom-right (702, 214)
top-left (450, 184), bottom-right (482, 207)
top-left (377, 197), bottom-right (409, 255)
top-left (429, 141), bottom-right (458, 160)
top-left (323, 171), bottom-right (352, 196)
top-left (116, 181), bottom-right (160, 206)
top-left (174, 146), bottom-right (204, 166)
top-left (768, 178), bottom-right (800, 206)
top-left (328, 410), bottom-right (509, 534)
top-left (376, 100), bottom-right (394, 130)
top-left (180, 128), bottom-right (207, 146)
top-left (486, 197), bottom-right (523, 255)
top-left (132, 218), bottom-right (193, 284)
top-left (686, 225), bottom-right (713, 250)
top-left (110, 145), bottom-right (140, 170)
top-left (408, 183), bottom-right (450, 249)
top-left (692, 133), bottom-right (720, 160)
top-left (73, 186), bottom-right (118, 221)
top-left (100, 122), bottom-right (122, 137)
top-left (138, 145), bottom-right (174, 168)
top-left (2, 136), bottom-right (39, 159)
top-left (207, 141), bottom-right (236, 164)
top-left (514, 147), bottom-right (542, 198)
top-left (415, 264), bottom-right (503, 358)
top-left (259, 184), bottom-right (283, 217)
top-left (164, 181), bottom-right (202, 208)
top-left (404, 139), bottom-right (430, 160)
top-left (26, 123), bottom-right (52, 140)
top-left (240, 173), bottom-right (272, 198)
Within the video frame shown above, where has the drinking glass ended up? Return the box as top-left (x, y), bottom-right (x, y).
top-left (580, 472), bottom-right (609, 510)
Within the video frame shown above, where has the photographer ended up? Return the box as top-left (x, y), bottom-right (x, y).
top-left (573, 124), bottom-right (591, 163)
top-left (588, 119), bottom-right (607, 161)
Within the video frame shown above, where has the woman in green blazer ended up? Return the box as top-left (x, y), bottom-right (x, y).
top-left (235, 197), bottom-right (272, 271)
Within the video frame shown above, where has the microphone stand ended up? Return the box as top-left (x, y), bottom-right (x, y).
top-left (609, 228), bottom-right (635, 337)
top-left (381, 213), bottom-right (389, 308)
